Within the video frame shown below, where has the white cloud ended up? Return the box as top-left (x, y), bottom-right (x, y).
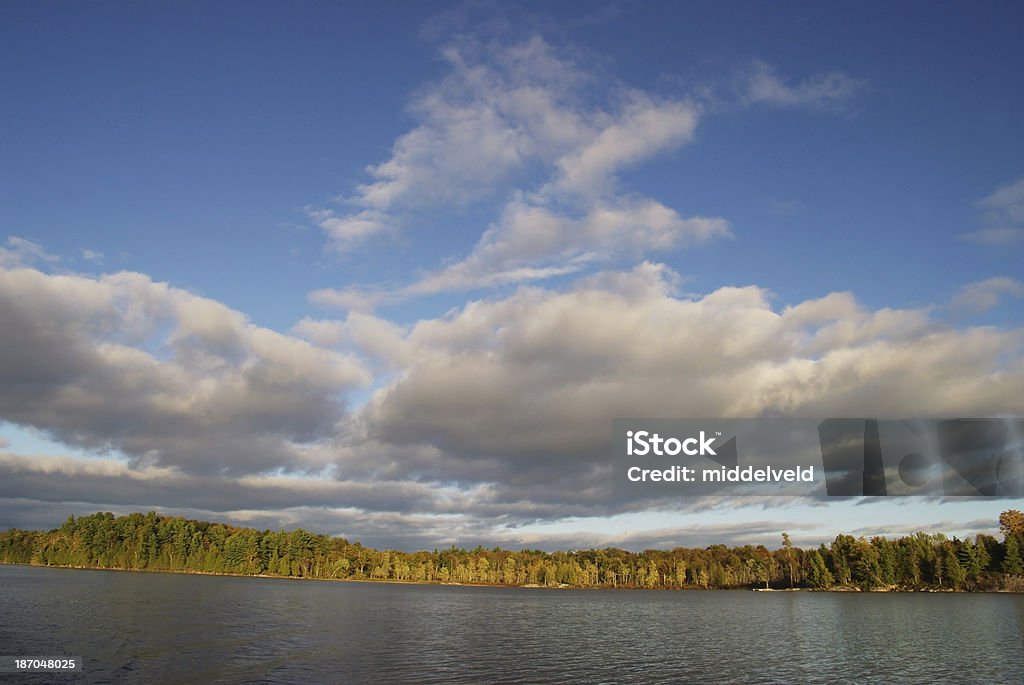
top-left (743, 59), bottom-right (867, 109)
top-left (977, 177), bottom-right (1024, 224)
top-left (308, 35), bottom-right (727, 295)
top-left (307, 44), bottom-right (868, 303)
top-left (0, 236), bottom-right (60, 268)
top-left (951, 277), bottom-right (1024, 314)
top-left (312, 36), bottom-right (593, 251)
top-left (307, 208), bottom-right (391, 253)
top-left (552, 94), bottom-right (700, 197)
top-left (961, 177), bottom-right (1024, 247)
top-left (293, 313), bottom-right (412, 369)
top-left (405, 197), bottom-right (730, 296)
top-left (308, 286), bottom-right (398, 313)
top-left (353, 264), bottom-right (1024, 504)
top-left (961, 227), bottom-right (1024, 246)
top-left (309, 196), bottom-right (731, 308)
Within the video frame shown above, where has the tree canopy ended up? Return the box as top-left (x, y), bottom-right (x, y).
top-left (1, 510), bottom-right (1021, 592)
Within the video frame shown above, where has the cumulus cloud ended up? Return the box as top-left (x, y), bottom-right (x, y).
top-left (322, 264), bottom-right (1024, 517)
top-left (4, 263), bottom-right (1023, 548)
top-left (0, 266), bottom-right (370, 476)
top-left (292, 313), bottom-right (412, 369)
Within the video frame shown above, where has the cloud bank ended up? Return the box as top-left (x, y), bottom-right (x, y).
top-left (3, 259), bottom-right (1021, 548)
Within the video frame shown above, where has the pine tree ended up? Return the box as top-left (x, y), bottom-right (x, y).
top-left (942, 545), bottom-right (967, 589)
top-left (1003, 535), bottom-right (1023, 575)
top-left (808, 550), bottom-right (834, 588)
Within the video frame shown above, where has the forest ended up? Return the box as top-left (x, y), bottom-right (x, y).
top-left (1, 510), bottom-right (1022, 592)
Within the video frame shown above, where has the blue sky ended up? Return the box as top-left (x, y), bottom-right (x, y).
top-left (1, 1), bottom-right (1022, 550)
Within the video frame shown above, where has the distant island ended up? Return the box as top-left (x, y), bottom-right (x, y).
top-left (2, 511), bottom-right (1022, 592)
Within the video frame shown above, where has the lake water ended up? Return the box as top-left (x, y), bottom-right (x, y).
top-left (1, 565), bottom-right (1022, 684)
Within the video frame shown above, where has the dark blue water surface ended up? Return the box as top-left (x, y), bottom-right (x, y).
top-left (1, 565), bottom-right (1022, 684)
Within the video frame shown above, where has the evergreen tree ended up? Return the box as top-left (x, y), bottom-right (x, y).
top-left (1003, 535), bottom-right (1023, 575)
top-left (942, 545), bottom-right (967, 589)
top-left (807, 550), bottom-right (834, 588)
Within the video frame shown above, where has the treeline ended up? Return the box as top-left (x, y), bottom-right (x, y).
top-left (1, 511), bottom-right (1023, 592)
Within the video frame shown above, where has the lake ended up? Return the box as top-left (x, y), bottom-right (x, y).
top-left (1, 565), bottom-right (1022, 683)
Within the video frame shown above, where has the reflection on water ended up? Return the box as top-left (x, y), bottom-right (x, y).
top-left (1, 565), bottom-right (1022, 684)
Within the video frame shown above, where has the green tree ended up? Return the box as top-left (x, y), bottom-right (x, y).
top-left (746, 558), bottom-right (770, 589)
top-left (807, 550), bottom-right (834, 588)
top-left (1003, 535), bottom-right (1023, 575)
top-left (829, 535), bottom-right (856, 586)
top-left (847, 538), bottom-right (881, 590)
top-left (941, 544), bottom-right (967, 589)
top-left (871, 537), bottom-right (898, 586)
top-left (957, 538), bottom-right (984, 583)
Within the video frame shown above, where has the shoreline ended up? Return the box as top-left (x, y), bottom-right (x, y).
top-left (3, 562), bottom-right (1018, 593)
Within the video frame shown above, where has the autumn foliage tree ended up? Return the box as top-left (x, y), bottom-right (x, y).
top-left (999, 510), bottom-right (1024, 540)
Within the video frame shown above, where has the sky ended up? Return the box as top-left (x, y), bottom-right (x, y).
top-left (1, 0), bottom-right (1023, 551)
